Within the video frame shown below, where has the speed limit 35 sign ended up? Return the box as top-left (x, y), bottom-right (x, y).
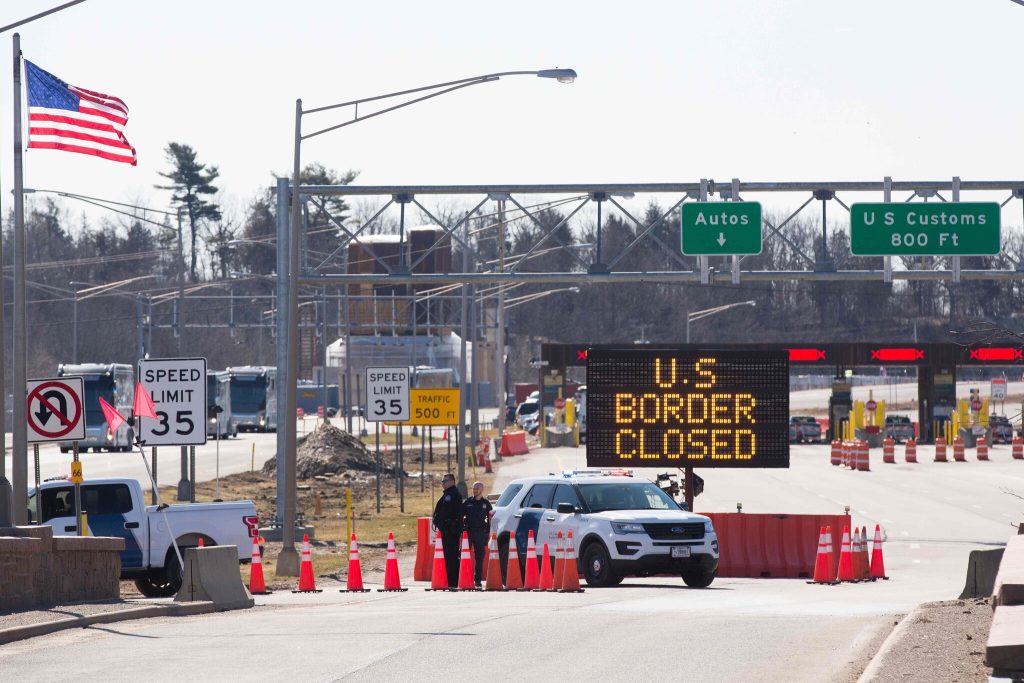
top-left (138, 357), bottom-right (208, 446)
top-left (366, 367), bottom-right (410, 422)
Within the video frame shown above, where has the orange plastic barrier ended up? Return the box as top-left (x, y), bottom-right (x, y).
top-left (830, 441), bottom-right (841, 466)
top-left (414, 517), bottom-right (433, 582)
top-left (882, 438), bottom-right (895, 464)
top-left (701, 512), bottom-right (851, 578)
top-left (1013, 437), bottom-right (1023, 460)
top-left (499, 431), bottom-right (530, 457)
top-left (953, 437), bottom-right (966, 462)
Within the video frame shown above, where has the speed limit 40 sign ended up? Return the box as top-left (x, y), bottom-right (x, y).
top-left (366, 367), bottom-right (410, 422)
top-left (138, 358), bottom-right (208, 446)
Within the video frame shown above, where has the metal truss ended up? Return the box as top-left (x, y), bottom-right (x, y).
top-left (287, 179), bottom-right (1024, 287)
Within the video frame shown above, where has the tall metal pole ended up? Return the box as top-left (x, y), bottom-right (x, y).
top-left (496, 199), bottom-right (507, 436)
top-left (0, 139), bottom-right (8, 523)
top-left (135, 294), bottom-right (145, 364)
top-left (344, 263), bottom-right (353, 434)
top-left (274, 176), bottom-right (289, 522)
top-left (12, 34), bottom-right (28, 524)
top-left (469, 283), bottom-right (480, 478)
top-left (72, 285), bottom-right (78, 363)
top-left (176, 208), bottom-right (184, 354)
top-left (321, 287), bottom-right (327, 423)
top-left (277, 100), bottom-right (301, 576)
top-left (457, 219), bottom-right (469, 493)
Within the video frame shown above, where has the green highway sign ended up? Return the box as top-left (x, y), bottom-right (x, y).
top-left (850, 203), bottom-right (1000, 256)
top-left (680, 202), bottom-right (762, 255)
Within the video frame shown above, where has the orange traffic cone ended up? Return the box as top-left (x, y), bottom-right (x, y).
top-left (426, 532), bottom-right (449, 591)
top-left (824, 526), bottom-right (836, 580)
top-left (378, 532), bottom-right (408, 592)
top-left (505, 534), bottom-right (523, 591)
top-left (808, 526), bottom-right (837, 585)
top-left (552, 531), bottom-right (565, 590)
top-left (485, 533), bottom-right (505, 591)
top-left (860, 527), bottom-right (873, 580)
top-left (457, 532), bottom-right (476, 591)
top-left (559, 530), bottom-right (584, 592)
top-left (538, 543), bottom-right (554, 591)
top-left (249, 536), bottom-right (269, 595)
top-left (870, 524), bottom-right (889, 580)
top-left (340, 533), bottom-right (370, 592)
top-left (851, 527), bottom-right (863, 579)
top-left (836, 526), bottom-right (855, 582)
top-left (522, 530), bottom-right (540, 590)
top-left (293, 533), bottom-right (322, 593)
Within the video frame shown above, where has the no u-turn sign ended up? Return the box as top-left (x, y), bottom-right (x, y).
top-left (27, 377), bottom-right (86, 443)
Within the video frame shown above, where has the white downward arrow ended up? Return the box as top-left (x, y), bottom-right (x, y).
top-left (716, 232), bottom-right (726, 246)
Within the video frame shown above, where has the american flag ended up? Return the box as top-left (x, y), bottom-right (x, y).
top-left (24, 60), bottom-right (137, 166)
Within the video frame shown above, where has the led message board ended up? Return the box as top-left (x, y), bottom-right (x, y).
top-left (586, 348), bottom-right (789, 468)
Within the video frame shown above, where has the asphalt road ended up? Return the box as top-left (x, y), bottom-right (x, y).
top-left (3, 439), bottom-right (1018, 681)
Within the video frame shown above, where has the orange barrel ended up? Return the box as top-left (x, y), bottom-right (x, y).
top-left (953, 437), bottom-right (966, 462)
top-left (1013, 437), bottom-right (1023, 460)
top-left (882, 437), bottom-right (895, 464)
top-left (904, 439), bottom-right (917, 463)
top-left (934, 437), bottom-right (947, 462)
top-left (830, 440), bottom-right (841, 466)
top-left (977, 437), bottom-right (989, 461)
top-left (857, 441), bottom-right (871, 472)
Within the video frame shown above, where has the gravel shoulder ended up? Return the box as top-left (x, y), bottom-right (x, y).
top-left (859, 599), bottom-right (993, 682)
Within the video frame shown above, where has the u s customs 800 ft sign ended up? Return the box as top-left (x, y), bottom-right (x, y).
top-left (586, 348), bottom-right (789, 468)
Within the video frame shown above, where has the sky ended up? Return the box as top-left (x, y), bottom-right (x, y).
top-left (3, 0), bottom-right (1024, 230)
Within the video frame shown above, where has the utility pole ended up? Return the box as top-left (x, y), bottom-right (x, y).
top-left (457, 217), bottom-right (469, 495)
top-left (496, 198), bottom-right (507, 436)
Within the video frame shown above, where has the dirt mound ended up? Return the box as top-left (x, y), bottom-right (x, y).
top-left (262, 422), bottom-right (378, 478)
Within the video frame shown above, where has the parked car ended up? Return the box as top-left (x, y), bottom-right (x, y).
top-left (28, 477), bottom-right (258, 598)
top-left (884, 415), bottom-right (915, 443)
top-left (990, 415), bottom-right (1014, 444)
top-left (788, 416), bottom-right (822, 444)
top-left (515, 398), bottom-right (541, 429)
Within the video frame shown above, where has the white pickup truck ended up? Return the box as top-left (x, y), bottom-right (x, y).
top-left (27, 477), bottom-right (258, 598)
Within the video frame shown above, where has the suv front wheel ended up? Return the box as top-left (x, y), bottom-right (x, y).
top-left (582, 543), bottom-right (620, 588)
top-left (682, 568), bottom-right (715, 588)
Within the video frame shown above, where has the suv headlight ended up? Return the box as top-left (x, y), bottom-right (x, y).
top-left (704, 520), bottom-right (715, 535)
top-left (611, 522), bottom-right (646, 535)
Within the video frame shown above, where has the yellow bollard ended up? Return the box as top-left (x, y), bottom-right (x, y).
top-left (250, 442), bottom-right (255, 472)
top-left (81, 511), bottom-right (89, 536)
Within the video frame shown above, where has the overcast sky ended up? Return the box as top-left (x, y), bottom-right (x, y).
top-left (4, 0), bottom-right (1024, 228)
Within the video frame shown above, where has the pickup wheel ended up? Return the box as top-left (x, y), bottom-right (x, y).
top-left (582, 542), bottom-right (620, 588)
top-left (134, 573), bottom-right (178, 598)
top-left (682, 569), bottom-right (716, 588)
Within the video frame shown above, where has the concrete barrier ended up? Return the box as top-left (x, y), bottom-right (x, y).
top-left (499, 431), bottom-right (529, 457)
top-left (960, 547), bottom-right (1005, 599)
top-left (701, 512), bottom-right (851, 578)
top-left (996, 536), bottom-right (1024, 606)
top-left (174, 546), bottom-right (254, 610)
top-left (987, 605), bottom-right (1024, 672)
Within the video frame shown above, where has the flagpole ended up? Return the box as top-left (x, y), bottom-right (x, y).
top-left (12, 33), bottom-right (29, 524)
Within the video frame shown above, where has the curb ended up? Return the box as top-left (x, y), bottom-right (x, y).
top-left (0, 601), bottom-right (218, 646)
top-left (857, 605), bottom-right (925, 683)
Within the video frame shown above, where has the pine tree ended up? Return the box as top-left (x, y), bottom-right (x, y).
top-left (156, 143), bottom-right (222, 281)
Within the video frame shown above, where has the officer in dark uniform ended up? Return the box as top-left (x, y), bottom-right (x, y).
top-left (432, 473), bottom-right (463, 588)
top-left (462, 481), bottom-right (493, 587)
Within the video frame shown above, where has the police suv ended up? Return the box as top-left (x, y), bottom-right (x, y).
top-left (491, 470), bottom-right (719, 588)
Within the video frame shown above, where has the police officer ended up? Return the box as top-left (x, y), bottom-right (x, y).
top-left (462, 481), bottom-right (493, 587)
top-left (432, 473), bottom-right (463, 588)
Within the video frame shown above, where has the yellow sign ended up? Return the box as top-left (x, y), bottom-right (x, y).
top-left (70, 461), bottom-right (83, 484)
top-left (388, 388), bottom-right (460, 426)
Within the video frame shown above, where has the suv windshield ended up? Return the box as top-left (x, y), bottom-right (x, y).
top-left (517, 402), bottom-right (539, 416)
top-left (577, 482), bottom-right (678, 512)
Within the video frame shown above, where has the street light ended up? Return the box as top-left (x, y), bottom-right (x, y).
top-left (686, 301), bottom-right (757, 344)
top-left (279, 67), bottom-right (577, 574)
